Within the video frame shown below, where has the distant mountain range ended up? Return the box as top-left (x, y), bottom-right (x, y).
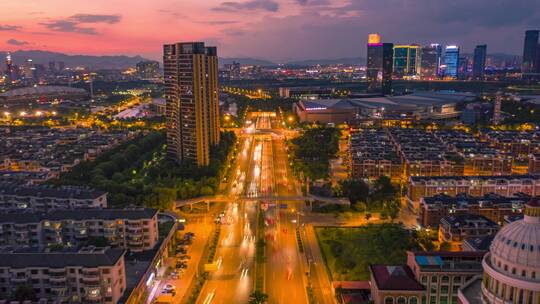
top-left (219, 57), bottom-right (277, 67)
top-left (0, 50), bottom-right (148, 70)
top-left (285, 57), bottom-right (366, 66)
top-left (0, 50), bottom-right (522, 70)
top-left (219, 57), bottom-right (367, 67)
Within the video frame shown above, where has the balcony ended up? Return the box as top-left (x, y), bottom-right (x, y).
top-left (10, 277), bottom-right (27, 283)
top-left (50, 285), bottom-right (68, 296)
top-left (49, 276), bottom-right (66, 284)
top-left (81, 277), bottom-right (100, 286)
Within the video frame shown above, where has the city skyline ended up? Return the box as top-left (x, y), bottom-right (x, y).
top-left (0, 0), bottom-right (539, 61)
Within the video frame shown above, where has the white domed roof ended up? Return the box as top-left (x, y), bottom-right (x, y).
top-left (490, 199), bottom-right (540, 268)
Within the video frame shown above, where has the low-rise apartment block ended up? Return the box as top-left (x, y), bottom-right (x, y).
top-left (480, 130), bottom-right (540, 158)
top-left (388, 129), bottom-right (465, 177)
top-left (350, 129), bottom-right (403, 180)
top-left (0, 247), bottom-right (126, 304)
top-left (0, 184), bottom-right (107, 211)
top-left (434, 130), bottom-right (514, 176)
top-left (439, 214), bottom-right (499, 248)
top-left (0, 208), bottom-right (159, 252)
top-left (0, 127), bottom-right (133, 176)
top-left (407, 175), bottom-right (540, 211)
top-left (419, 193), bottom-right (527, 227)
top-left (529, 154), bottom-right (540, 174)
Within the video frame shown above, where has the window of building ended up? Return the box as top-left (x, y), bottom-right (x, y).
top-left (440, 296), bottom-right (448, 304)
top-left (441, 276), bottom-right (449, 284)
top-left (430, 296), bottom-right (437, 304)
top-left (409, 297), bottom-right (418, 304)
top-left (441, 286), bottom-right (449, 294)
top-left (385, 297), bottom-right (395, 304)
top-left (453, 276), bottom-right (461, 284)
top-left (431, 276), bottom-right (438, 283)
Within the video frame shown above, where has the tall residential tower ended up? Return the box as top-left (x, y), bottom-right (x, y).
top-left (163, 42), bottom-right (220, 167)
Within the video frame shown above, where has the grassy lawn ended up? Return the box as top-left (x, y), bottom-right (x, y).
top-left (315, 224), bottom-right (421, 281)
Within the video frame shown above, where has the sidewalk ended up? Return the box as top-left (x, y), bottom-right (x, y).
top-left (304, 225), bottom-right (336, 304)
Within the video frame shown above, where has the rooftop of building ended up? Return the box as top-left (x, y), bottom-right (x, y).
top-left (441, 214), bottom-right (499, 228)
top-left (0, 183), bottom-right (106, 200)
top-left (369, 265), bottom-right (424, 291)
top-left (408, 251), bottom-right (485, 272)
top-left (0, 86), bottom-right (87, 98)
top-left (298, 91), bottom-right (475, 112)
top-left (421, 193), bottom-right (532, 208)
top-left (0, 208), bottom-right (158, 224)
top-left (458, 276), bottom-right (483, 304)
top-left (0, 247), bottom-right (125, 268)
top-left (410, 174), bottom-right (540, 183)
top-left (463, 235), bottom-right (495, 251)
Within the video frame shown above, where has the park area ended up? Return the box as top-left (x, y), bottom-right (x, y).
top-left (315, 224), bottom-right (422, 281)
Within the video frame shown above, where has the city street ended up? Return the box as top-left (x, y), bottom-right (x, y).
top-left (196, 113), bottom-right (315, 304)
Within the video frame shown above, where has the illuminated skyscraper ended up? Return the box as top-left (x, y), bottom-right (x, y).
top-left (522, 30), bottom-right (539, 79)
top-left (443, 45), bottom-right (460, 79)
top-left (393, 44), bottom-right (421, 77)
top-left (367, 34), bottom-right (393, 94)
top-left (472, 44), bottom-right (487, 80)
top-left (205, 46), bottom-right (220, 146)
top-left (420, 44), bottom-right (442, 79)
top-left (163, 42), bottom-right (220, 166)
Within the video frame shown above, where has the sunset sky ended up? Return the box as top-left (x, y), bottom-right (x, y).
top-left (0, 0), bottom-right (539, 62)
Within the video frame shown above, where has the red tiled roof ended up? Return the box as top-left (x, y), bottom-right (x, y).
top-left (369, 265), bottom-right (424, 291)
top-left (333, 281), bottom-right (371, 290)
top-left (407, 250), bottom-right (486, 258)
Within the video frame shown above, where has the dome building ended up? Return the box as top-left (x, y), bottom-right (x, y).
top-left (481, 198), bottom-right (540, 304)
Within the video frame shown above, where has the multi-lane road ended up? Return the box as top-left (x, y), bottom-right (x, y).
top-left (196, 113), bottom-right (320, 304)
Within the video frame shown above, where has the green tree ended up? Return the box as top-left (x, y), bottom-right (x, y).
top-left (13, 284), bottom-right (37, 302)
top-left (339, 179), bottom-right (369, 205)
top-left (439, 241), bottom-right (452, 251)
top-left (249, 291), bottom-right (269, 304)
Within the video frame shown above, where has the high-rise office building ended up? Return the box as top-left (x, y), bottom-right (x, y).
top-left (58, 61), bottom-right (65, 72)
top-left (366, 34), bottom-right (393, 94)
top-left (420, 44), bottom-right (442, 79)
top-left (522, 30), bottom-right (539, 76)
top-left (443, 45), bottom-right (460, 79)
top-left (4, 52), bottom-right (13, 82)
top-left (393, 44), bottom-right (421, 77)
top-left (458, 56), bottom-right (469, 80)
top-left (472, 44), bottom-right (487, 80)
top-left (163, 42), bottom-right (220, 167)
